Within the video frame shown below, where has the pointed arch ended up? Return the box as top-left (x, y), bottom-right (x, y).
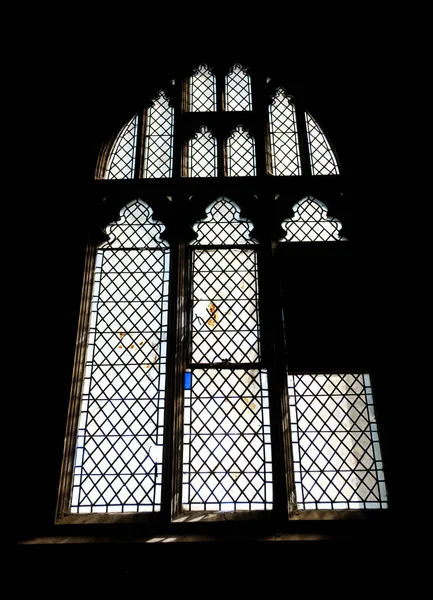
top-left (188, 126), bottom-right (218, 177)
top-left (268, 89), bottom-right (301, 176)
top-left (143, 91), bottom-right (174, 178)
top-left (225, 64), bottom-right (252, 111)
top-left (227, 126), bottom-right (256, 176)
top-left (189, 64), bottom-right (217, 112)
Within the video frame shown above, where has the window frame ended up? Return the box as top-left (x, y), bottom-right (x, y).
top-left (56, 64), bottom-right (389, 531)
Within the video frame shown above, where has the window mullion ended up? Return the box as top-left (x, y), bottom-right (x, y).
top-left (294, 94), bottom-right (312, 176)
top-left (256, 240), bottom-right (294, 518)
top-left (134, 109), bottom-right (145, 178)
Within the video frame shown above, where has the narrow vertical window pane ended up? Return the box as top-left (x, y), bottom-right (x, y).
top-left (190, 64), bottom-right (216, 112)
top-left (305, 112), bottom-right (339, 175)
top-left (71, 200), bottom-right (169, 514)
top-left (105, 114), bottom-right (138, 179)
top-left (183, 199), bottom-right (272, 511)
top-left (144, 91), bottom-right (174, 178)
top-left (225, 64), bottom-right (252, 111)
top-left (269, 89), bottom-right (301, 175)
top-left (288, 373), bottom-right (388, 510)
top-left (227, 127), bottom-right (256, 176)
top-left (189, 126), bottom-right (217, 177)
top-left (281, 196), bottom-right (346, 242)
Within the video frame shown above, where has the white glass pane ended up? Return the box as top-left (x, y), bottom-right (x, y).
top-left (225, 64), bottom-right (252, 111)
top-left (190, 64), bottom-right (216, 112)
top-left (189, 127), bottom-right (217, 177)
top-left (227, 127), bottom-right (256, 176)
top-left (288, 373), bottom-right (388, 510)
top-left (144, 92), bottom-right (173, 178)
top-left (281, 196), bottom-right (346, 242)
top-left (105, 114), bottom-right (138, 179)
top-left (269, 89), bottom-right (301, 176)
top-left (71, 200), bottom-right (169, 514)
top-left (183, 369), bottom-right (272, 510)
top-left (305, 111), bottom-right (339, 175)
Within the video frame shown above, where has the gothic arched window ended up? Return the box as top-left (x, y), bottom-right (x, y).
top-left (57, 61), bottom-right (388, 527)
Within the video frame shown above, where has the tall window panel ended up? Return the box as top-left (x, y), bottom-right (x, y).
top-left (183, 199), bottom-right (272, 511)
top-left (288, 374), bottom-right (388, 509)
top-left (70, 200), bottom-right (169, 514)
top-left (305, 112), bottom-right (339, 175)
top-left (225, 64), bottom-right (252, 111)
top-left (281, 197), bottom-right (346, 242)
top-left (268, 89), bottom-right (301, 176)
top-left (105, 114), bottom-right (138, 180)
top-left (227, 127), bottom-right (256, 177)
top-left (189, 126), bottom-right (218, 177)
top-left (143, 91), bottom-right (174, 178)
top-left (190, 64), bottom-right (217, 112)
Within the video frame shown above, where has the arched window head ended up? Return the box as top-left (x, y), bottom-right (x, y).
top-left (184, 198), bottom-right (272, 511)
top-left (269, 88), bottom-right (301, 176)
top-left (105, 114), bottom-right (138, 180)
top-left (143, 91), bottom-right (174, 178)
top-left (227, 126), bottom-right (256, 177)
top-left (189, 126), bottom-right (218, 177)
top-left (70, 200), bottom-right (169, 514)
top-left (305, 112), bottom-right (339, 175)
top-left (191, 198), bottom-right (257, 245)
top-left (103, 91), bottom-right (174, 180)
top-left (189, 64), bottom-right (217, 112)
top-left (281, 197), bottom-right (346, 242)
top-left (225, 64), bottom-right (252, 111)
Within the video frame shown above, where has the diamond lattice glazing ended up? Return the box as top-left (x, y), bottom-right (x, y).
top-left (105, 114), bottom-right (138, 179)
top-left (225, 64), bottom-right (252, 111)
top-left (183, 369), bottom-right (272, 511)
top-left (189, 126), bottom-right (217, 177)
top-left (71, 200), bottom-right (169, 514)
top-left (288, 373), bottom-right (388, 509)
top-left (227, 127), bottom-right (256, 176)
top-left (269, 89), bottom-right (301, 176)
top-left (190, 64), bottom-right (216, 112)
top-left (305, 112), bottom-right (339, 175)
top-left (281, 196), bottom-right (346, 242)
top-left (144, 92), bottom-right (174, 178)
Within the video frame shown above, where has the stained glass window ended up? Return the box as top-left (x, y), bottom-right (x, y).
top-left (306, 112), bottom-right (339, 175)
top-left (288, 373), bottom-right (388, 509)
top-left (189, 126), bottom-right (217, 177)
top-left (281, 196), bottom-right (346, 242)
top-left (189, 64), bottom-right (217, 112)
top-left (225, 64), bottom-right (252, 111)
top-left (105, 114), bottom-right (138, 180)
top-left (269, 89), bottom-right (301, 176)
top-left (227, 127), bottom-right (256, 177)
top-left (143, 91), bottom-right (174, 178)
top-left (70, 200), bottom-right (169, 514)
top-left (183, 199), bottom-right (272, 511)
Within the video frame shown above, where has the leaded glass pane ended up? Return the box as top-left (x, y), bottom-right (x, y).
top-left (269, 89), bottom-right (301, 176)
top-left (183, 369), bottom-right (272, 511)
top-left (281, 197), bottom-right (346, 242)
top-left (227, 127), bottom-right (256, 176)
top-left (191, 198), bottom-right (256, 245)
top-left (191, 248), bottom-right (260, 363)
top-left (105, 114), bottom-right (138, 179)
top-left (305, 112), bottom-right (339, 175)
top-left (288, 373), bottom-right (388, 510)
top-left (190, 64), bottom-right (216, 112)
top-left (71, 200), bottom-right (169, 514)
top-left (189, 126), bottom-right (217, 177)
top-left (225, 64), bottom-right (252, 111)
top-left (144, 92), bottom-right (174, 178)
